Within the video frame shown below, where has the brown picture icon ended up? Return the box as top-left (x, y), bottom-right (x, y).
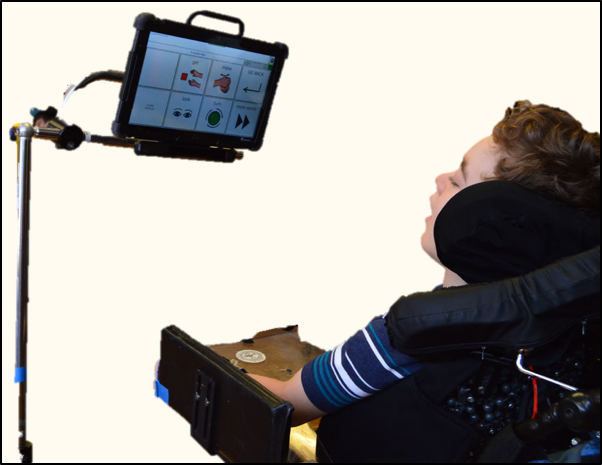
top-left (214, 75), bottom-right (231, 93)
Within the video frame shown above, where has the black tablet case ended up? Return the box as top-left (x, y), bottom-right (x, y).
top-left (112, 13), bottom-right (289, 152)
top-left (158, 325), bottom-right (293, 463)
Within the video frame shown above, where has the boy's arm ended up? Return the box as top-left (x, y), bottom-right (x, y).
top-left (155, 359), bottom-right (323, 427)
top-left (248, 370), bottom-right (326, 427)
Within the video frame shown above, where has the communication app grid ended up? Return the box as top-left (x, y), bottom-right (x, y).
top-left (129, 32), bottom-right (275, 137)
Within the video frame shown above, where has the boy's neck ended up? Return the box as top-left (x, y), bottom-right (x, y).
top-left (442, 268), bottom-right (467, 288)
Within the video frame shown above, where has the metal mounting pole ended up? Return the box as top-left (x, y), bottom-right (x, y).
top-left (16, 123), bottom-right (34, 463)
top-left (11, 120), bottom-right (235, 462)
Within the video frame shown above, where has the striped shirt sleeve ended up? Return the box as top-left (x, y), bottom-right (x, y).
top-left (301, 314), bottom-right (422, 413)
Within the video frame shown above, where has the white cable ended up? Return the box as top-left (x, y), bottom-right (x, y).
top-left (61, 84), bottom-right (77, 114)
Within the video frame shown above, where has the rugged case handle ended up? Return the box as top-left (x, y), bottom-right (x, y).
top-left (186, 10), bottom-right (245, 37)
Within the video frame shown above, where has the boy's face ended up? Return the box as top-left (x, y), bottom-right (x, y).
top-left (421, 135), bottom-right (501, 265)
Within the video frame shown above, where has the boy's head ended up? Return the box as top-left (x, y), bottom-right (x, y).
top-left (420, 100), bottom-right (600, 284)
top-left (491, 100), bottom-right (600, 216)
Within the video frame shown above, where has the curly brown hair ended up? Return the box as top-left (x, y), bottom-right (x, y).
top-left (490, 100), bottom-right (600, 216)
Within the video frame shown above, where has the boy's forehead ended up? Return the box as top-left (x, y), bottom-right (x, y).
top-left (463, 136), bottom-right (498, 184)
top-left (467, 136), bottom-right (494, 157)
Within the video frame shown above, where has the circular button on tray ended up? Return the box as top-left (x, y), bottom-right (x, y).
top-left (236, 349), bottom-right (266, 364)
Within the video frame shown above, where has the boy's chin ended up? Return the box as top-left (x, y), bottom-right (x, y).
top-left (420, 236), bottom-right (439, 264)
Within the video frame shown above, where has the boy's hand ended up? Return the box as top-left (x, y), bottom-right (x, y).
top-left (153, 359), bottom-right (161, 394)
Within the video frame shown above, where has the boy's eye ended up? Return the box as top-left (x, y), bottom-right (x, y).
top-left (449, 176), bottom-right (459, 187)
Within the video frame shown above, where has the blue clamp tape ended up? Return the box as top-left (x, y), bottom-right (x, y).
top-left (15, 367), bottom-right (27, 383)
top-left (155, 379), bottom-right (169, 404)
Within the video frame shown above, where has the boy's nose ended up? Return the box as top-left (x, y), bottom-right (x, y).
top-left (435, 172), bottom-right (450, 194)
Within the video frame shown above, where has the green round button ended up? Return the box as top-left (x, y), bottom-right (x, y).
top-left (208, 111), bottom-right (221, 126)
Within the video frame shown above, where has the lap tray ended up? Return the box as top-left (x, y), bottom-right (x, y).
top-left (157, 325), bottom-right (294, 463)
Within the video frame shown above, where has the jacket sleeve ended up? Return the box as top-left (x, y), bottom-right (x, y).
top-left (300, 315), bottom-right (422, 413)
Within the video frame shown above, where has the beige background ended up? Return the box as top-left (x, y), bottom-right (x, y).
top-left (2, 2), bottom-right (600, 463)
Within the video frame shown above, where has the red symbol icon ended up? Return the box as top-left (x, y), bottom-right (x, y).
top-left (181, 73), bottom-right (188, 81)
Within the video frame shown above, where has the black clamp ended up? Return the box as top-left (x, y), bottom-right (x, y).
top-left (191, 370), bottom-right (217, 452)
top-left (57, 125), bottom-right (85, 151)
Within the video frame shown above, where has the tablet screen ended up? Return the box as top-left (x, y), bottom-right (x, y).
top-left (128, 32), bottom-right (276, 139)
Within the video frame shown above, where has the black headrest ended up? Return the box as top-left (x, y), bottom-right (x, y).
top-left (386, 246), bottom-right (600, 357)
top-left (434, 181), bottom-right (600, 284)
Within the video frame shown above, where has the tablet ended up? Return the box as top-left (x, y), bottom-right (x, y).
top-left (112, 13), bottom-right (288, 151)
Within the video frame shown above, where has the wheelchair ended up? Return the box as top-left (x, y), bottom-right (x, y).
top-left (315, 245), bottom-right (600, 463)
top-left (157, 246), bottom-right (599, 463)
